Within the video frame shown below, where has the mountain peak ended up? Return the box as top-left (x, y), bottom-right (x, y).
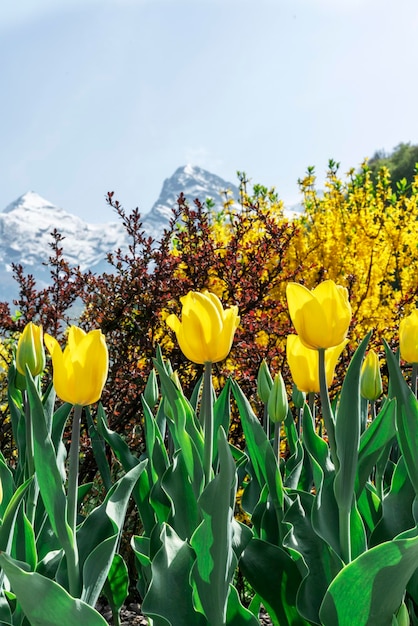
top-left (3, 191), bottom-right (59, 214)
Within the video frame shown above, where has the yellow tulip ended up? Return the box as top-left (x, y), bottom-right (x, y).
top-left (399, 310), bottom-right (418, 363)
top-left (286, 280), bottom-right (351, 349)
top-left (44, 326), bottom-right (108, 406)
top-left (286, 334), bottom-right (347, 394)
top-left (166, 290), bottom-right (240, 365)
top-left (16, 322), bottom-right (46, 377)
top-left (360, 350), bottom-right (383, 401)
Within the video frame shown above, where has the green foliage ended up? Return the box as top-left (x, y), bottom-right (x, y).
top-left (368, 142), bottom-right (418, 193)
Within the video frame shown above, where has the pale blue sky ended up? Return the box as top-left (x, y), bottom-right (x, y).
top-left (2, 0), bottom-right (418, 222)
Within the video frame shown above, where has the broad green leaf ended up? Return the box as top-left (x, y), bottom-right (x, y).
top-left (161, 450), bottom-right (200, 539)
top-left (385, 340), bottom-right (418, 495)
top-left (283, 491), bottom-right (343, 624)
top-left (77, 461), bottom-right (146, 606)
top-left (102, 554), bottom-right (129, 624)
top-left (232, 381), bottom-right (284, 521)
top-left (96, 404), bottom-right (139, 471)
top-left (141, 524), bottom-right (206, 626)
top-left (25, 372), bottom-right (73, 558)
top-left (371, 456), bottom-right (416, 546)
top-left (85, 406), bottom-right (112, 491)
top-left (240, 538), bottom-right (308, 626)
top-left (11, 506), bottom-right (37, 571)
top-left (320, 534), bottom-right (418, 626)
top-left (190, 429), bottom-right (237, 625)
top-left (225, 584), bottom-right (259, 625)
top-left (334, 333), bottom-right (370, 515)
top-left (302, 404), bottom-right (340, 556)
top-left (0, 553), bottom-right (108, 626)
top-left (154, 361), bottom-right (204, 496)
top-left (0, 478), bottom-right (33, 553)
top-left (131, 535), bottom-right (151, 600)
top-left (356, 397), bottom-right (397, 496)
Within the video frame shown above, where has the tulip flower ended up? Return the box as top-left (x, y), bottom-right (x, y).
top-left (286, 280), bottom-right (351, 350)
top-left (286, 334), bottom-right (347, 394)
top-left (44, 326), bottom-right (108, 406)
top-left (166, 290), bottom-right (240, 364)
top-left (399, 310), bottom-right (418, 364)
top-left (16, 322), bottom-right (45, 377)
top-left (360, 350), bottom-right (383, 401)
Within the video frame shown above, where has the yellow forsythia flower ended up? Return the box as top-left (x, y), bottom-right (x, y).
top-left (16, 322), bottom-right (46, 377)
top-left (166, 290), bottom-right (240, 365)
top-left (44, 326), bottom-right (108, 406)
top-left (286, 334), bottom-right (347, 393)
top-left (399, 310), bottom-right (418, 364)
top-left (286, 280), bottom-right (351, 349)
top-left (360, 350), bottom-right (383, 401)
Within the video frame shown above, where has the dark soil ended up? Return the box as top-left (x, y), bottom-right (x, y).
top-left (96, 601), bottom-right (273, 625)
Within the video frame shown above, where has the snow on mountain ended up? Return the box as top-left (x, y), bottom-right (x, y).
top-left (0, 166), bottom-right (240, 302)
top-left (141, 164), bottom-right (240, 238)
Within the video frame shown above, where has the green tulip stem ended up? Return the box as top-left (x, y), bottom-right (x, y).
top-left (308, 392), bottom-right (316, 421)
top-left (67, 403), bottom-right (82, 596)
top-left (412, 363), bottom-right (418, 397)
top-left (339, 506), bottom-right (352, 564)
top-left (318, 348), bottom-right (339, 471)
top-left (23, 390), bottom-right (34, 479)
top-left (23, 388), bottom-right (38, 526)
top-left (202, 362), bottom-right (214, 486)
top-left (263, 404), bottom-right (270, 440)
top-left (273, 422), bottom-right (280, 464)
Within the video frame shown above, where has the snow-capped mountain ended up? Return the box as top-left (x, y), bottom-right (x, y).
top-left (141, 164), bottom-right (239, 238)
top-left (0, 165), bottom-right (240, 302)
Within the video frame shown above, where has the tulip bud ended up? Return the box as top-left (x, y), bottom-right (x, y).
top-left (257, 360), bottom-right (273, 404)
top-left (395, 601), bottom-right (410, 626)
top-left (360, 350), bottom-right (383, 402)
top-left (291, 383), bottom-right (306, 408)
top-left (143, 368), bottom-right (159, 408)
top-left (267, 373), bottom-right (288, 424)
top-left (16, 322), bottom-right (46, 379)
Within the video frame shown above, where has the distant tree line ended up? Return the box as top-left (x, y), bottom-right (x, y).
top-left (368, 142), bottom-right (418, 193)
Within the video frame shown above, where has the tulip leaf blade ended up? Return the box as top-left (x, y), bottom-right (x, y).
top-left (356, 397), bottom-right (397, 497)
top-left (141, 523), bottom-right (206, 626)
top-left (0, 552), bottom-right (108, 626)
top-left (334, 332), bottom-right (371, 515)
top-left (240, 537), bottom-right (308, 626)
top-left (384, 339), bottom-right (418, 495)
top-left (190, 428), bottom-right (238, 625)
top-left (319, 534), bottom-right (418, 626)
top-left (232, 380), bottom-right (284, 513)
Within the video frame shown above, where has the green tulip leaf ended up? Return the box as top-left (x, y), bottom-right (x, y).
top-left (190, 428), bottom-right (239, 624)
top-left (240, 537), bottom-right (308, 626)
top-left (102, 554), bottom-right (129, 622)
top-left (232, 380), bottom-right (284, 516)
top-left (160, 450), bottom-right (200, 539)
top-left (371, 456), bottom-right (416, 546)
top-left (85, 406), bottom-right (112, 491)
top-left (77, 461), bottom-right (147, 606)
top-left (225, 584), bottom-right (259, 625)
top-left (141, 523), bottom-right (206, 626)
top-left (0, 552), bottom-right (108, 626)
top-left (24, 372), bottom-right (74, 558)
top-left (356, 397), bottom-right (397, 497)
top-left (385, 339), bottom-right (418, 495)
top-left (334, 332), bottom-right (371, 515)
top-left (283, 491), bottom-right (343, 624)
top-left (319, 534), bottom-right (418, 626)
